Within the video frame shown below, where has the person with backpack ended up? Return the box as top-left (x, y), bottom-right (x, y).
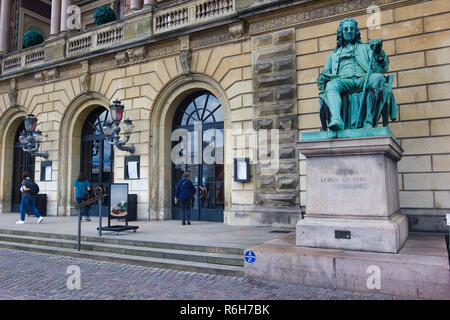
top-left (73, 172), bottom-right (92, 221)
top-left (175, 171), bottom-right (196, 225)
top-left (16, 172), bottom-right (43, 224)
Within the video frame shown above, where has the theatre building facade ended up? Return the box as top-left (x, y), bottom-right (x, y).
top-left (0, 0), bottom-right (449, 232)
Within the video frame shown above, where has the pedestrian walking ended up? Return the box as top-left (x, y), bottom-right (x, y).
top-left (175, 172), bottom-right (196, 225)
top-left (16, 172), bottom-right (43, 224)
top-left (73, 172), bottom-right (92, 221)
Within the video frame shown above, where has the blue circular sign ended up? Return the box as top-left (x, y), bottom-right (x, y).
top-left (245, 250), bottom-right (256, 263)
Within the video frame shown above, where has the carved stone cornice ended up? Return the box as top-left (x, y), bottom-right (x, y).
top-left (229, 21), bottom-right (247, 40)
top-left (115, 46), bottom-right (148, 65)
top-left (34, 68), bottom-right (59, 83)
top-left (249, 0), bottom-right (415, 34)
top-left (8, 79), bottom-right (18, 107)
top-left (80, 61), bottom-right (91, 93)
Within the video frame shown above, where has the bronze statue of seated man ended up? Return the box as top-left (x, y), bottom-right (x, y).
top-left (317, 18), bottom-right (397, 131)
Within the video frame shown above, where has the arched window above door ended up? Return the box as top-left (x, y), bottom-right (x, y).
top-left (173, 91), bottom-right (224, 127)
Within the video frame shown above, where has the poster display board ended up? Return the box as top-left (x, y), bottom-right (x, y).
top-left (97, 183), bottom-right (138, 235)
top-left (110, 183), bottom-right (129, 218)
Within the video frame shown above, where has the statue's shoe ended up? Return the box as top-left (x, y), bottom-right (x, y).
top-left (328, 119), bottom-right (344, 131)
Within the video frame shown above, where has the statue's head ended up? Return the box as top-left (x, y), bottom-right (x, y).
top-left (336, 18), bottom-right (362, 50)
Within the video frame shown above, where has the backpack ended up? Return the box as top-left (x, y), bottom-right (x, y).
top-left (29, 181), bottom-right (40, 195)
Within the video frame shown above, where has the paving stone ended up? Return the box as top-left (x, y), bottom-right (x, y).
top-left (0, 248), bottom-right (415, 300)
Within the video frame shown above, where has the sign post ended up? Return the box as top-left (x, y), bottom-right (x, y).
top-left (77, 208), bottom-right (81, 251)
top-left (98, 197), bottom-right (102, 237)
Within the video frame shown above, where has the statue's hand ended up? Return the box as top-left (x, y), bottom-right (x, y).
top-left (369, 39), bottom-right (383, 54)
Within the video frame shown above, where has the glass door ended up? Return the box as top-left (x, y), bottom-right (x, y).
top-left (80, 107), bottom-right (114, 216)
top-left (172, 91), bottom-right (224, 222)
top-left (11, 121), bottom-right (35, 212)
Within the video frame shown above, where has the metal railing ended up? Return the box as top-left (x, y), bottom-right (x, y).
top-left (72, 186), bottom-right (108, 251)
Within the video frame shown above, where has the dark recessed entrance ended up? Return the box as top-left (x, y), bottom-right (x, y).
top-left (80, 107), bottom-right (114, 216)
top-left (11, 121), bottom-right (35, 212)
top-left (172, 91), bottom-right (224, 222)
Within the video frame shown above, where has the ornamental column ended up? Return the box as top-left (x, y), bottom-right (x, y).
top-left (143, 0), bottom-right (157, 8)
top-left (60, 0), bottom-right (73, 32)
top-left (50, 0), bottom-right (62, 36)
top-left (130, 0), bottom-right (143, 11)
top-left (0, 0), bottom-right (12, 54)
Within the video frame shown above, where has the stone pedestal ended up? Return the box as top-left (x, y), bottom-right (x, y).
top-left (297, 133), bottom-right (408, 253)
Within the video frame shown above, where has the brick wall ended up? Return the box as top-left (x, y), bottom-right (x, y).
top-left (296, 0), bottom-right (450, 232)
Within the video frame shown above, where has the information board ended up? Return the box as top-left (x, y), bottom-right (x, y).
top-left (109, 183), bottom-right (128, 218)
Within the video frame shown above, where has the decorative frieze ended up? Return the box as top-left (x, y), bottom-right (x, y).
top-left (80, 61), bottom-right (91, 93)
top-left (115, 46), bottom-right (148, 65)
top-left (249, 0), bottom-right (406, 34)
top-left (34, 68), bottom-right (59, 82)
top-left (229, 21), bottom-right (246, 40)
top-left (191, 32), bottom-right (232, 49)
top-left (8, 79), bottom-right (18, 107)
top-left (147, 43), bottom-right (180, 59)
top-left (180, 50), bottom-right (192, 75)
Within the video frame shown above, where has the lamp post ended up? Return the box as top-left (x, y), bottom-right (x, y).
top-left (103, 100), bottom-right (135, 154)
top-left (19, 114), bottom-right (48, 159)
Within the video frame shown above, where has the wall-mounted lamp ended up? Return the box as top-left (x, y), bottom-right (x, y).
top-left (102, 100), bottom-right (135, 154)
top-left (19, 114), bottom-right (48, 159)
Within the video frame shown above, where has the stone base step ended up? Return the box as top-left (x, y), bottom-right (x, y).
top-left (0, 228), bottom-right (243, 255)
top-left (0, 240), bottom-right (244, 277)
top-left (0, 233), bottom-right (244, 267)
top-left (0, 229), bottom-right (245, 277)
top-left (245, 233), bottom-right (450, 299)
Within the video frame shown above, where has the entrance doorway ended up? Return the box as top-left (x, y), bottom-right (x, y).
top-left (172, 91), bottom-right (224, 222)
top-left (80, 107), bottom-right (114, 216)
top-left (11, 121), bottom-right (35, 212)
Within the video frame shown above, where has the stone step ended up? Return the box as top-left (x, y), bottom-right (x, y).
top-left (0, 228), bottom-right (243, 255)
top-left (0, 240), bottom-right (244, 277)
top-left (0, 233), bottom-right (244, 267)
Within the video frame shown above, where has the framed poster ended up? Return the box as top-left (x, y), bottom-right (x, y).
top-left (109, 183), bottom-right (129, 218)
top-left (40, 161), bottom-right (52, 181)
top-left (125, 156), bottom-right (140, 180)
top-left (234, 158), bottom-right (250, 182)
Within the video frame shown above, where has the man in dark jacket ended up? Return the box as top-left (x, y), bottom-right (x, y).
top-left (16, 172), bottom-right (43, 224)
top-left (175, 172), bottom-right (196, 225)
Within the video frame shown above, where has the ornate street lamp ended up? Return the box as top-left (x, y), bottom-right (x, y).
top-left (19, 114), bottom-right (48, 159)
top-left (103, 100), bottom-right (135, 154)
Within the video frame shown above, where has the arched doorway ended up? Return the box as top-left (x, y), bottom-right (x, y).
top-left (171, 91), bottom-right (224, 222)
top-left (11, 121), bottom-right (35, 212)
top-left (80, 107), bottom-right (114, 216)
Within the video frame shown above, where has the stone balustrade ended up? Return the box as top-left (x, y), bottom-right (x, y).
top-left (2, 46), bottom-right (46, 73)
top-left (24, 49), bottom-right (45, 67)
top-left (195, 0), bottom-right (234, 20)
top-left (154, 0), bottom-right (235, 34)
top-left (67, 34), bottom-right (93, 55)
top-left (155, 7), bottom-right (190, 31)
top-left (2, 55), bottom-right (21, 73)
top-left (0, 0), bottom-right (236, 76)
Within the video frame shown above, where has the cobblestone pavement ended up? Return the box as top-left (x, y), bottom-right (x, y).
top-left (0, 248), bottom-right (413, 300)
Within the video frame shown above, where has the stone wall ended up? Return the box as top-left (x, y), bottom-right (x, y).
top-left (0, 0), bottom-right (449, 231)
top-left (253, 29), bottom-right (299, 208)
top-left (295, 0), bottom-right (450, 232)
top-left (0, 27), bottom-right (255, 221)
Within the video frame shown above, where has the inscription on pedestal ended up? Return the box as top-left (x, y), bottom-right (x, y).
top-left (319, 168), bottom-right (369, 190)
